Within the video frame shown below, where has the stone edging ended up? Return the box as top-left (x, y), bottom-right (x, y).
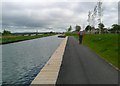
top-left (30, 36), bottom-right (68, 85)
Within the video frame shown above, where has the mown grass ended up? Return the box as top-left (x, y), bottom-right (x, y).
top-left (0, 34), bottom-right (55, 44)
top-left (65, 32), bottom-right (119, 68)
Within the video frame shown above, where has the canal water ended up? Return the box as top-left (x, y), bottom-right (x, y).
top-left (2, 35), bottom-right (63, 85)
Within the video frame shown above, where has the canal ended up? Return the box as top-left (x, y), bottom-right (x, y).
top-left (2, 35), bottom-right (63, 85)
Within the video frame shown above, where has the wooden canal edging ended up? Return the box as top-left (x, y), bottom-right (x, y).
top-left (30, 37), bottom-right (68, 85)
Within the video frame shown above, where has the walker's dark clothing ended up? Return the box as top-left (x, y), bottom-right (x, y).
top-left (78, 31), bottom-right (84, 44)
top-left (79, 35), bottom-right (83, 44)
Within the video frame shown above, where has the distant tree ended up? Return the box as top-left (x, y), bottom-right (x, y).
top-left (85, 25), bottom-right (92, 32)
top-left (85, 25), bottom-right (95, 34)
top-left (75, 25), bottom-right (81, 32)
top-left (50, 31), bottom-right (53, 34)
top-left (111, 24), bottom-right (120, 33)
top-left (2, 30), bottom-right (11, 35)
top-left (67, 25), bottom-right (72, 32)
top-left (98, 23), bottom-right (105, 34)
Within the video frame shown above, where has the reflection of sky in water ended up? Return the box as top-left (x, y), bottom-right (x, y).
top-left (2, 35), bottom-right (63, 85)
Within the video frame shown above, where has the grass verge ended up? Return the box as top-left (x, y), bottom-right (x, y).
top-left (0, 34), bottom-right (55, 44)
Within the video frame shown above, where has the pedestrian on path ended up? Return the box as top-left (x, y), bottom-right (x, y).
top-left (78, 31), bottom-right (84, 44)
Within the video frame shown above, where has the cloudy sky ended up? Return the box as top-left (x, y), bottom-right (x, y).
top-left (1, 0), bottom-right (119, 32)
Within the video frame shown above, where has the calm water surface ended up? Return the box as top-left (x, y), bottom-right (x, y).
top-left (2, 35), bottom-right (63, 85)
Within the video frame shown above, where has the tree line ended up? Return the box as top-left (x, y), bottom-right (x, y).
top-left (67, 25), bottom-right (81, 32)
top-left (67, 23), bottom-right (120, 34)
top-left (85, 23), bottom-right (120, 34)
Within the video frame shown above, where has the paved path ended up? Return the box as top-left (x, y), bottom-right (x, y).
top-left (56, 37), bottom-right (118, 84)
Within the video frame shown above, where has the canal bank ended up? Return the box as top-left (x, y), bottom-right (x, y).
top-left (1, 34), bottom-right (55, 45)
top-left (31, 37), bottom-right (68, 85)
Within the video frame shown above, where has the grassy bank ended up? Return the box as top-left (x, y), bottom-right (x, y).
top-left (0, 34), bottom-right (55, 44)
top-left (66, 32), bottom-right (119, 68)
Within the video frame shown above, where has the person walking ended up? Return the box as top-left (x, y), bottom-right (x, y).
top-left (78, 31), bottom-right (84, 44)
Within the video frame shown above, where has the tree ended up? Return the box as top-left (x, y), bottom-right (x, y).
top-left (85, 25), bottom-right (92, 32)
top-left (85, 25), bottom-right (95, 34)
top-left (67, 25), bottom-right (72, 32)
top-left (75, 25), bottom-right (81, 32)
top-left (2, 30), bottom-right (11, 35)
top-left (98, 23), bottom-right (104, 34)
top-left (111, 24), bottom-right (120, 33)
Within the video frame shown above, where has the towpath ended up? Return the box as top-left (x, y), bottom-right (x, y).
top-left (56, 37), bottom-right (118, 84)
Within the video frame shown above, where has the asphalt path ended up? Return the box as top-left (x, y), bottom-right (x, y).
top-left (56, 37), bottom-right (118, 84)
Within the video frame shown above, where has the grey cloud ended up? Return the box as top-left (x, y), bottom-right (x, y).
top-left (118, 1), bottom-right (120, 24)
top-left (2, 1), bottom-right (118, 32)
